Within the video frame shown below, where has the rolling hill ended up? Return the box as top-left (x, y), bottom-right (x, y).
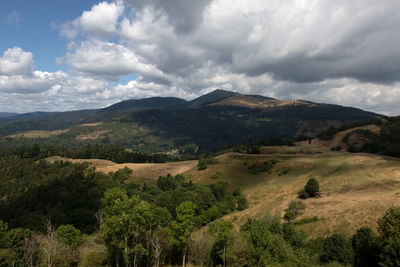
top-left (47, 124), bottom-right (400, 237)
top-left (0, 89), bottom-right (379, 154)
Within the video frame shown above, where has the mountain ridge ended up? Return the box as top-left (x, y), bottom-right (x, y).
top-left (0, 89), bottom-right (380, 154)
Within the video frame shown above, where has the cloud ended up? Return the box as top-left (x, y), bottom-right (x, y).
top-left (66, 40), bottom-right (167, 81)
top-left (4, 11), bottom-right (21, 25)
top-left (0, 47), bottom-right (33, 76)
top-left (125, 0), bottom-right (213, 33)
top-left (3, 0), bottom-right (400, 115)
top-left (80, 1), bottom-right (124, 37)
top-left (59, 1), bottom-right (124, 39)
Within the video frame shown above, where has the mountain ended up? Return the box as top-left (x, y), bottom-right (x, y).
top-left (187, 89), bottom-right (238, 107)
top-left (103, 97), bottom-right (187, 112)
top-left (0, 89), bottom-right (380, 153)
top-left (0, 112), bottom-right (18, 118)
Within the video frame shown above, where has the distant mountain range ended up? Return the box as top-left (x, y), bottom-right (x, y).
top-left (0, 89), bottom-right (379, 153)
top-left (0, 112), bottom-right (19, 118)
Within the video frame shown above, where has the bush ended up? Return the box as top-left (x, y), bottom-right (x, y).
top-left (298, 189), bottom-right (309, 199)
top-left (236, 196), bottom-right (248, 211)
top-left (293, 216), bottom-right (319, 225)
top-left (299, 178), bottom-right (320, 198)
top-left (198, 158), bottom-right (208, 170)
top-left (379, 239), bottom-right (400, 267)
top-left (79, 251), bottom-right (108, 267)
top-left (286, 200), bottom-right (306, 216)
top-left (284, 200), bottom-right (306, 222)
top-left (351, 227), bottom-right (379, 267)
top-left (378, 206), bottom-right (400, 245)
top-left (320, 234), bottom-right (353, 265)
top-left (305, 178), bottom-right (320, 197)
top-left (247, 160), bottom-right (277, 174)
top-left (283, 211), bottom-right (296, 223)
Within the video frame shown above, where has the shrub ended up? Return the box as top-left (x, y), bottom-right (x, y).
top-left (298, 189), bottom-right (309, 199)
top-left (378, 206), bottom-right (400, 245)
top-left (304, 178), bottom-right (320, 198)
top-left (198, 158), bottom-right (208, 170)
top-left (351, 227), bottom-right (379, 267)
top-left (320, 234), bottom-right (353, 265)
top-left (286, 200), bottom-right (306, 216)
top-left (236, 196), bottom-right (248, 211)
top-left (283, 211), bottom-right (296, 223)
top-left (298, 178), bottom-right (320, 199)
top-left (80, 251), bottom-right (108, 267)
top-left (293, 216), bottom-right (319, 225)
top-left (248, 160), bottom-right (277, 174)
top-left (379, 239), bottom-right (400, 267)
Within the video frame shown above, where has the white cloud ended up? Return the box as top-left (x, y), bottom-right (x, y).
top-left (2, 0), bottom-right (400, 115)
top-left (66, 40), bottom-right (166, 81)
top-left (80, 1), bottom-right (124, 37)
top-left (0, 47), bottom-right (33, 76)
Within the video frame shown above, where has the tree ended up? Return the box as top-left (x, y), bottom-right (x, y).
top-left (150, 227), bottom-right (171, 267)
top-left (299, 178), bottom-right (320, 198)
top-left (210, 220), bottom-right (234, 267)
top-left (197, 158), bottom-right (208, 170)
top-left (320, 233), bottom-right (353, 265)
top-left (378, 207), bottom-right (400, 267)
top-left (351, 227), bottom-right (379, 267)
top-left (378, 206), bottom-right (400, 245)
top-left (42, 218), bottom-right (59, 267)
top-left (101, 187), bottom-right (154, 267)
top-left (282, 223), bottom-right (306, 248)
top-left (4, 228), bottom-right (33, 267)
top-left (286, 200), bottom-right (306, 216)
top-left (188, 232), bottom-right (213, 267)
top-left (283, 211), bottom-right (296, 223)
top-left (56, 224), bottom-right (82, 266)
top-left (284, 200), bottom-right (306, 222)
top-left (171, 201), bottom-right (196, 267)
top-left (236, 196), bottom-right (249, 211)
top-left (380, 239), bottom-right (400, 267)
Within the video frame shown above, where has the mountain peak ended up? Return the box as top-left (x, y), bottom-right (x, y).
top-left (188, 89), bottom-right (238, 107)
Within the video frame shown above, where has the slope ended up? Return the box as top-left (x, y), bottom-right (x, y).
top-left (52, 138), bottom-right (400, 238)
top-left (0, 89), bottom-right (379, 154)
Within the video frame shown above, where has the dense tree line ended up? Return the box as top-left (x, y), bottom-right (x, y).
top-left (0, 144), bottom-right (173, 163)
top-left (2, 206), bottom-right (399, 266)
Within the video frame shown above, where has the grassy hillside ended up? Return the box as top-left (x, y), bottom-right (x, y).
top-left (54, 140), bottom-right (400, 238)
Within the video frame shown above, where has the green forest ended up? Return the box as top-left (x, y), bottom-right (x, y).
top-left (2, 115), bottom-right (400, 266)
top-left (0, 149), bottom-right (400, 266)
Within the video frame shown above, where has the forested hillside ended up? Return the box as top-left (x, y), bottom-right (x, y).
top-left (0, 90), bottom-right (379, 154)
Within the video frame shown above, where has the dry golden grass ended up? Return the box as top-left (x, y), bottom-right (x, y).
top-left (5, 122), bottom-right (103, 139)
top-left (46, 129), bottom-right (400, 238)
top-left (7, 129), bottom-right (69, 139)
top-left (46, 156), bottom-right (197, 184)
top-left (75, 130), bottom-right (110, 140)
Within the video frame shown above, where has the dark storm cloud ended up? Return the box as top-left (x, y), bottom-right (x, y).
top-left (125, 0), bottom-right (213, 33)
top-left (4, 0), bottom-right (400, 115)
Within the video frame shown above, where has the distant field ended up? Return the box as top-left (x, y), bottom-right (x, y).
top-left (5, 122), bottom-right (103, 139)
top-left (7, 129), bottom-right (69, 138)
top-left (46, 156), bottom-right (197, 183)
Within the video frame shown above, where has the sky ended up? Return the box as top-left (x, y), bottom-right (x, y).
top-left (0, 0), bottom-right (400, 115)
